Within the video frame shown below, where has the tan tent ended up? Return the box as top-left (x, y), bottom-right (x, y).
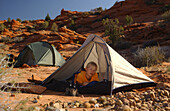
top-left (42, 34), bottom-right (156, 94)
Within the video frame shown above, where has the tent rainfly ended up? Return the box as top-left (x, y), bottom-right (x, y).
top-left (14, 41), bottom-right (65, 67)
top-left (42, 34), bottom-right (156, 94)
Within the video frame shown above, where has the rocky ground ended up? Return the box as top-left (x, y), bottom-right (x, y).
top-left (0, 44), bottom-right (169, 111)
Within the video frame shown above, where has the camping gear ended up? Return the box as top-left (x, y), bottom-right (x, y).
top-left (42, 34), bottom-right (156, 94)
top-left (14, 41), bottom-right (65, 67)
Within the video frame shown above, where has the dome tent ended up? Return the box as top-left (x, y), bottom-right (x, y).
top-left (14, 41), bottom-right (65, 67)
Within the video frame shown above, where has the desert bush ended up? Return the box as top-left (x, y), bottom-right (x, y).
top-left (115, 41), bottom-right (133, 50)
top-left (7, 17), bottom-right (11, 23)
top-left (72, 15), bottom-right (78, 20)
top-left (91, 7), bottom-right (103, 12)
top-left (161, 4), bottom-right (170, 13)
top-left (125, 15), bottom-right (133, 26)
top-left (0, 54), bottom-right (15, 109)
top-left (69, 20), bottom-right (76, 31)
top-left (0, 53), bottom-right (30, 110)
top-left (40, 21), bottom-right (49, 30)
top-left (51, 22), bottom-right (58, 32)
top-left (162, 10), bottom-right (170, 21)
top-left (12, 37), bottom-right (24, 43)
top-left (144, 0), bottom-right (162, 5)
top-left (82, 12), bottom-right (90, 16)
top-left (45, 13), bottom-right (51, 21)
top-left (142, 40), bottom-right (158, 48)
top-left (0, 36), bottom-right (24, 43)
top-left (103, 18), bottom-right (124, 48)
top-left (93, 12), bottom-right (101, 15)
top-left (0, 43), bottom-right (7, 49)
top-left (134, 46), bottom-right (165, 67)
top-left (0, 23), bottom-right (6, 32)
top-left (16, 18), bottom-right (22, 22)
top-left (26, 25), bottom-right (34, 30)
top-left (56, 17), bottom-right (61, 21)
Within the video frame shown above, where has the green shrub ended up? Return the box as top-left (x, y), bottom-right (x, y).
top-left (161, 4), bottom-right (170, 13)
top-left (0, 43), bottom-right (7, 49)
top-left (72, 15), bottom-right (78, 20)
top-left (0, 23), bottom-right (5, 32)
top-left (115, 41), bottom-right (132, 50)
top-left (7, 17), bottom-right (11, 23)
top-left (82, 12), bottom-right (90, 16)
top-left (93, 12), bottom-right (101, 15)
top-left (69, 20), bottom-right (76, 31)
top-left (16, 18), bottom-right (22, 22)
top-left (0, 36), bottom-right (24, 43)
top-left (142, 40), bottom-right (158, 48)
top-left (102, 18), bottom-right (124, 48)
top-left (162, 10), bottom-right (170, 21)
top-left (51, 22), bottom-right (58, 32)
top-left (134, 46), bottom-right (165, 67)
top-left (45, 13), bottom-right (51, 21)
top-left (40, 21), bottom-right (49, 30)
top-left (144, 0), bottom-right (162, 5)
top-left (125, 15), bottom-right (133, 26)
top-left (91, 7), bottom-right (103, 12)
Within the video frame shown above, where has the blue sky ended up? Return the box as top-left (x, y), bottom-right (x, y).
top-left (0, 0), bottom-right (120, 21)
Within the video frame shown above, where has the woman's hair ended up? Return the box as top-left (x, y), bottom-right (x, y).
top-left (86, 61), bottom-right (97, 69)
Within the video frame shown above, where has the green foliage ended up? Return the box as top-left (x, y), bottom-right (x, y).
top-left (0, 36), bottom-right (24, 43)
top-left (82, 12), bottom-right (90, 16)
top-left (45, 13), bottom-right (51, 21)
top-left (93, 12), bottom-right (101, 15)
top-left (115, 41), bottom-right (132, 50)
top-left (162, 10), bottom-right (170, 21)
top-left (102, 18), bottom-right (124, 48)
top-left (125, 15), bottom-right (133, 26)
top-left (0, 23), bottom-right (5, 32)
top-left (0, 43), bottom-right (7, 49)
top-left (72, 15), bottom-right (78, 20)
top-left (144, 0), bottom-right (162, 5)
top-left (69, 20), bottom-right (76, 31)
top-left (51, 22), bottom-right (58, 32)
top-left (16, 18), bottom-right (22, 22)
top-left (142, 40), bottom-right (158, 48)
top-left (91, 7), bottom-right (103, 12)
top-left (161, 4), bottom-right (170, 13)
top-left (7, 17), bottom-right (11, 22)
top-left (40, 21), bottom-right (49, 30)
top-left (134, 46), bottom-right (165, 67)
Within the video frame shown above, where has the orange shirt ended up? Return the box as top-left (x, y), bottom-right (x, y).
top-left (76, 71), bottom-right (99, 84)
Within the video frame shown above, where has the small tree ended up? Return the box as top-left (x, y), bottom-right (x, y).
top-left (125, 15), bottom-right (133, 26)
top-left (45, 13), bottom-right (51, 21)
top-left (7, 17), bottom-right (11, 23)
top-left (91, 7), bottom-right (103, 12)
top-left (40, 21), bottom-right (49, 30)
top-left (0, 23), bottom-right (5, 32)
top-left (69, 20), bottom-right (76, 31)
top-left (51, 22), bottom-right (58, 32)
top-left (102, 18), bottom-right (124, 48)
top-left (16, 18), bottom-right (22, 22)
top-left (162, 10), bottom-right (170, 21)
